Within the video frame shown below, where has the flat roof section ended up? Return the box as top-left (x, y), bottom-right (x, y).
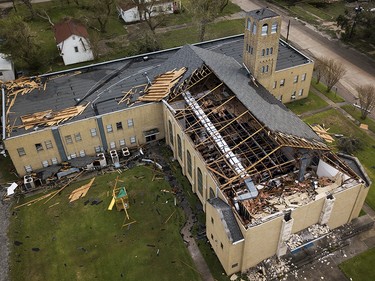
top-left (247, 8), bottom-right (279, 20)
top-left (276, 40), bottom-right (312, 71)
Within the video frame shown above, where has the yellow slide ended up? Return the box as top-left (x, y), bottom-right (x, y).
top-left (108, 197), bottom-right (115, 211)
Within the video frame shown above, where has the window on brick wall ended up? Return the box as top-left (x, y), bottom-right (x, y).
top-left (17, 147), bottom-right (26, 156)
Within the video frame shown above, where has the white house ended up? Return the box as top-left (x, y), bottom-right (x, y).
top-left (0, 55), bottom-right (15, 82)
top-left (117, 0), bottom-right (179, 23)
top-left (53, 19), bottom-right (94, 66)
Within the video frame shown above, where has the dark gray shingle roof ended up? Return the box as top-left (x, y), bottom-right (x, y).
top-left (186, 45), bottom-right (320, 141)
top-left (208, 198), bottom-right (244, 243)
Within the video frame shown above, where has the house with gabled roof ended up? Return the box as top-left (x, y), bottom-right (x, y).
top-left (117, 0), bottom-right (179, 23)
top-left (0, 55), bottom-right (15, 82)
top-left (53, 19), bottom-right (94, 66)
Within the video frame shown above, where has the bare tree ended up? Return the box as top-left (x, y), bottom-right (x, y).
top-left (323, 58), bottom-right (346, 93)
top-left (20, 0), bottom-right (35, 18)
top-left (357, 84), bottom-right (375, 119)
top-left (0, 15), bottom-right (45, 71)
top-left (219, 0), bottom-right (229, 13)
top-left (134, 0), bottom-right (168, 34)
top-left (314, 57), bottom-right (327, 84)
top-left (184, 0), bottom-right (219, 41)
top-left (90, 0), bottom-right (115, 33)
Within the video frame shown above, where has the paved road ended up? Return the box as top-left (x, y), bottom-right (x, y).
top-left (232, 0), bottom-right (375, 101)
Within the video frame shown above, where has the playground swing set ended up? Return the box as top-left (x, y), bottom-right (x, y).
top-left (108, 176), bottom-right (136, 228)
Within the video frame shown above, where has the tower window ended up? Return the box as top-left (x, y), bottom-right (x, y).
top-left (272, 23), bottom-right (278, 33)
top-left (302, 73), bottom-right (307, 81)
top-left (261, 24), bottom-right (268, 35)
top-left (270, 47), bottom-right (273, 54)
top-left (294, 75), bottom-right (299, 83)
top-left (266, 48), bottom-right (269, 55)
top-left (280, 79), bottom-right (285, 86)
top-left (299, 89), bottom-right (304, 96)
top-left (262, 49), bottom-right (265, 56)
top-left (252, 22), bottom-right (257, 34)
top-left (247, 18), bottom-right (251, 30)
top-left (291, 91), bottom-right (296, 100)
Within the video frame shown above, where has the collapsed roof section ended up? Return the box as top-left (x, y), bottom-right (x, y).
top-left (163, 46), bottom-right (362, 227)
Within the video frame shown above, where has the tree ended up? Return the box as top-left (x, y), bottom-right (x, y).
top-left (0, 16), bottom-right (44, 71)
top-left (314, 57), bottom-right (327, 84)
top-left (134, 0), bottom-right (168, 34)
top-left (218, 0), bottom-right (229, 13)
top-left (20, 0), bottom-right (35, 18)
top-left (337, 136), bottom-right (362, 154)
top-left (184, 0), bottom-right (219, 41)
top-left (89, 0), bottom-right (115, 33)
top-left (357, 84), bottom-right (375, 119)
top-left (323, 58), bottom-right (346, 93)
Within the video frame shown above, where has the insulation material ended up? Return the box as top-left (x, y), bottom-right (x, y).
top-left (317, 159), bottom-right (350, 181)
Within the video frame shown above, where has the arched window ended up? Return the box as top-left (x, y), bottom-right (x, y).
top-left (177, 134), bottom-right (182, 159)
top-left (247, 18), bottom-right (251, 30)
top-left (270, 47), bottom-right (273, 54)
top-left (261, 24), bottom-right (268, 35)
top-left (187, 150), bottom-right (192, 176)
top-left (271, 22), bottom-right (278, 34)
top-left (197, 168), bottom-right (203, 195)
top-left (252, 22), bottom-right (257, 34)
top-left (168, 120), bottom-right (173, 145)
top-left (266, 48), bottom-right (269, 55)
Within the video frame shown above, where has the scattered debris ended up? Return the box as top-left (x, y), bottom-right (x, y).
top-left (68, 178), bottom-right (95, 202)
top-left (310, 124), bottom-right (334, 143)
top-left (138, 68), bottom-right (186, 102)
top-left (359, 123), bottom-right (368, 130)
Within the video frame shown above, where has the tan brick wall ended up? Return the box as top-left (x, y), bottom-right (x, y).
top-left (5, 103), bottom-right (165, 176)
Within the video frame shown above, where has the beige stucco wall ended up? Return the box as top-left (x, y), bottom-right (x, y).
top-left (328, 183), bottom-right (366, 229)
top-left (290, 194), bottom-right (325, 233)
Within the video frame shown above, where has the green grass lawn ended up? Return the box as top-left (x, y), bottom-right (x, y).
top-left (166, 150), bottom-right (229, 281)
top-left (158, 19), bottom-right (244, 48)
top-left (9, 166), bottom-right (200, 281)
top-left (341, 104), bottom-right (375, 134)
top-left (339, 248), bottom-right (375, 280)
top-left (311, 78), bottom-right (345, 103)
top-left (286, 91), bottom-right (328, 115)
top-left (303, 109), bottom-right (375, 209)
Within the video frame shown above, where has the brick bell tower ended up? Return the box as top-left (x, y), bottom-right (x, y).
top-left (243, 8), bottom-right (281, 83)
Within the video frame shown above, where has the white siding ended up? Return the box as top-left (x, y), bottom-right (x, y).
top-left (58, 35), bottom-right (94, 66)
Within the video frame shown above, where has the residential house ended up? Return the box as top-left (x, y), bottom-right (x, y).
top-left (117, 0), bottom-right (179, 23)
top-left (0, 55), bottom-right (15, 82)
top-left (53, 19), bottom-right (94, 66)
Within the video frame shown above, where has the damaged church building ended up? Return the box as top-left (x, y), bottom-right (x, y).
top-left (1, 8), bottom-right (371, 275)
